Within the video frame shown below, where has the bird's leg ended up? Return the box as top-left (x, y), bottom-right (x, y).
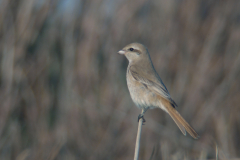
top-left (138, 107), bottom-right (149, 124)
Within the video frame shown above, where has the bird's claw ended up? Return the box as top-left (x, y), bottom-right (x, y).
top-left (138, 114), bottom-right (146, 124)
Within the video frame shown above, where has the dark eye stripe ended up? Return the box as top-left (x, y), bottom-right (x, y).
top-left (128, 48), bottom-right (141, 55)
top-left (129, 48), bottom-right (134, 51)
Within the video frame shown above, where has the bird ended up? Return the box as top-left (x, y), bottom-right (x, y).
top-left (118, 42), bottom-right (199, 139)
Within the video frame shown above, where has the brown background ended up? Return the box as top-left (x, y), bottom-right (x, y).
top-left (1, 0), bottom-right (240, 159)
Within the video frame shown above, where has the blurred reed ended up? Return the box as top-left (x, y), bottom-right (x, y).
top-left (0, 0), bottom-right (240, 159)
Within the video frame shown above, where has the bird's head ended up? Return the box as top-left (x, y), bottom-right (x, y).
top-left (118, 43), bottom-right (149, 63)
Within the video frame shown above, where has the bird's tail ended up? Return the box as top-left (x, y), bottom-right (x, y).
top-left (166, 106), bottom-right (199, 139)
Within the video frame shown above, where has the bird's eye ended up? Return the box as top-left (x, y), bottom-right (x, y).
top-left (129, 48), bottom-right (134, 51)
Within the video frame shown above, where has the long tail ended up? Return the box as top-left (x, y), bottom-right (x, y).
top-left (166, 105), bottom-right (200, 139)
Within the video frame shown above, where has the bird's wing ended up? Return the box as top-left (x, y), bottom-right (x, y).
top-left (129, 65), bottom-right (178, 107)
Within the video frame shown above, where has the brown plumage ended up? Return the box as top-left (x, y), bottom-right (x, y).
top-left (118, 42), bottom-right (199, 139)
top-left (159, 96), bottom-right (199, 139)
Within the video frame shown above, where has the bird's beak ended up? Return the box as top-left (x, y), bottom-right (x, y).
top-left (118, 50), bottom-right (125, 55)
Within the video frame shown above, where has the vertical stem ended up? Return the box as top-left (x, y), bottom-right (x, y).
top-left (134, 109), bottom-right (144, 160)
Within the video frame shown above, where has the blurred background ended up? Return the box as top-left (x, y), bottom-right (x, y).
top-left (1, 0), bottom-right (240, 159)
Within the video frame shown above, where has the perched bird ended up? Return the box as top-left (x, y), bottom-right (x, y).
top-left (118, 43), bottom-right (199, 139)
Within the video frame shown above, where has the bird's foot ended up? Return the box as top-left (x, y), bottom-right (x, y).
top-left (138, 114), bottom-right (146, 124)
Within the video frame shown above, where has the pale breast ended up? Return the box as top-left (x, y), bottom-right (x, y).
top-left (126, 68), bottom-right (159, 109)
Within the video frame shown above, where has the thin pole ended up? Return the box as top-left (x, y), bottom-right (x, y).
top-left (134, 109), bottom-right (144, 160)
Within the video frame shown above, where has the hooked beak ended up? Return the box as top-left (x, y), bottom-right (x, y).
top-left (118, 50), bottom-right (125, 55)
